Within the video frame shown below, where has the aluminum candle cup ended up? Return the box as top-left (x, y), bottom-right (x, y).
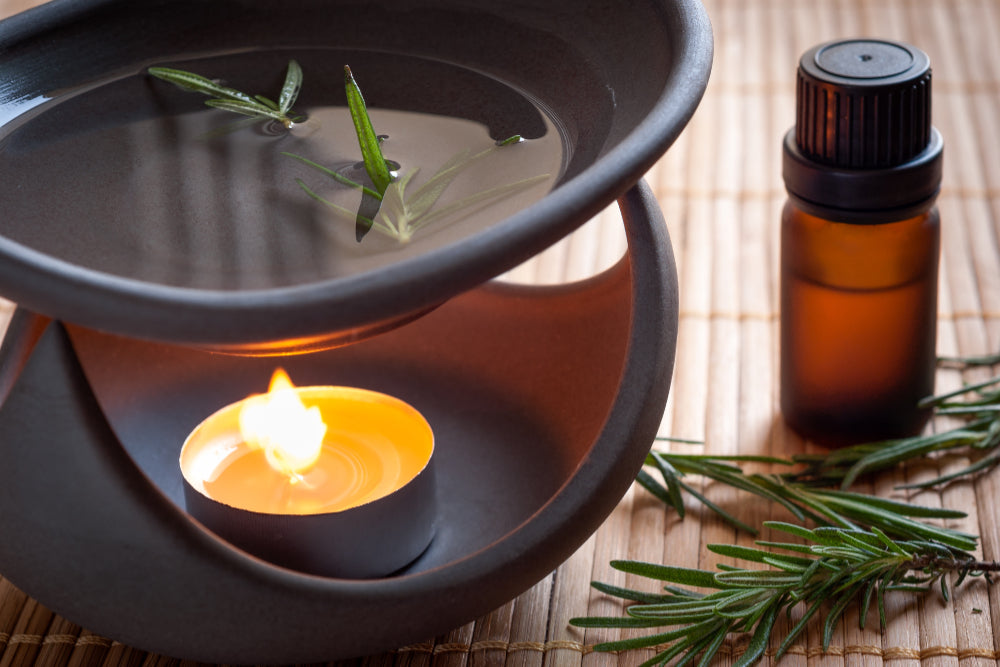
top-left (179, 377), bottom-right (436, 579)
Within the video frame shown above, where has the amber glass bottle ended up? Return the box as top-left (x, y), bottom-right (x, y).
top-left (780, 38), bottom-right (943, 446)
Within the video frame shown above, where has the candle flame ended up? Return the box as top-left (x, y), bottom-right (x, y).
top-left (238, 368), bottom-right (327, 479)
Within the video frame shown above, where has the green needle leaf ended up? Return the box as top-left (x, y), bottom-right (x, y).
top-left (344, 65), bottom-right (392, 195)
top-left (610, 561), bottom-right (723, 589)
top-left (204, 99), bottom-right (285, 122)
top-left (254, 94), bottom-right (280, 110)
top-left (408, 174), bottom-right (548, 233)
top-left (590, 581), bottom-right (679, 604)
top-left (733, 600), bottom-right (780, 667)
top-left (148, 67), bottom-right (255, 103)
top-left (282, 152), bottom-right (382, 199)
top-left (149, 62), bottom-right (301, 128)
top-left (567, 615), bottom-right (670, 629)
top-left (636, 469), bottom-right (681, 512)
top-left (650, 451), bottom-right (687, 516)
top-left (822, 587), bottom-right (860, 649)
top-left (279, 59), bottom-right (303, 114)
top-left (675, 478), bottom-right (760, 534)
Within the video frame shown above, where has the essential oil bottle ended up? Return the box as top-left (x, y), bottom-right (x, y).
top-left (780, 38), bottom-right (943, 447)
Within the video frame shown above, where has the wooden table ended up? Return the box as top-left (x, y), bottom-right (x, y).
top-left (1, 0), bottom-right (999, 665)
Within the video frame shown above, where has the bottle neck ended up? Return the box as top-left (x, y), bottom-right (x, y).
top-left (782, 128), bottom-right (943, 224)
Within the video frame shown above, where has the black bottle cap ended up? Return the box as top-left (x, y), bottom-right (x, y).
top-left (797, 39), bottom-right (931, 168)
top-left (783, 38), bottom-right (943, 221)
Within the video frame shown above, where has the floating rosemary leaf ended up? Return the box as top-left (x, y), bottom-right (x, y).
top-left (282, 152), bottom-right (382, 200)
top-left (344, 65), bottom-right (393, 196)
top-left (152, 59), bottom-right (553, 244)
top-left (288, 134), bottom-right (548, 244)
top-left (148, 59), bottom-right (304, 128)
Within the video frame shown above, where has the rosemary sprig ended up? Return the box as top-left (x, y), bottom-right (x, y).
top-left (288, 136), bottom-right (548, 243)
top-left (638, 451), bottom-right (976, 550)
top-left (608, 352), bottom-right (1000, 665)
top-left (642, 351), bottom-right (1000, 535)
top-left (148, 60), bottom-right (304, 128)
top-left (791, 368), bottom-right (1000, 490)
top-left (375, 140), bottom-right (548, 242)
top-left (571, 523), bottom-right (999, 667)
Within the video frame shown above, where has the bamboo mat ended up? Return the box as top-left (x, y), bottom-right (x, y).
top-left (2, 0), bottom-right (1000, 665)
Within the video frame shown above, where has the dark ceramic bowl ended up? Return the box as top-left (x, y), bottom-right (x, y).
top-left (0, 0), bottom-right (712, 350)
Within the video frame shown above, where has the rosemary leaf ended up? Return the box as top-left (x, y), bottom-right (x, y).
top-left (590, 621), bottom-right (718, 652)
top-left (822, 587), bottom-right (860, 650)
top-left (204, 99), bottom-right (287, 122)
top-left (148, 67), bottom-right (255, 103)
top-left (714, 570), bottom-right (804, 588)
top-left (567, 615), bottom-right (669, 629)
top-left (733, 601), bottom-right (780, 667)
top-left (919, 374), bottom-right (1000, 407)
top-left (695, 625), bottom-right (731, 667)
top-left (636, 469), bottom-right (682, 513)
top-left (591, 581), bottom-right (679, 604)
top-left (148, 62), bottom-right (302, 128)
top-left (578, 526), bottom-right (1000, 667)
top-left (254, 94), bottom-right (280, 111)
top-left (649, 452), bottom-right (687, 517)
top-left (279, 59), bottom-right (303, 115)
top-left (838, 429), bottom-right (984, 488)
top-left (282, 152), bottom-right (382, 199)
top-left (837, 491), bottom-right (965, 519)
top-left (408, 174), bottom-right (549, 234)
top-left (291, 179), bottom-right (381, 234)
top-left (707, 543), bottom-right (807, 565)
top-left (344, 65), bottom-right (392, 195)
top-left (895, 452), bottom-right (1000, 490)
top-left (675, 478), bottom-right (760, 534)
top-left (610, 561), bottom-right (723, 589)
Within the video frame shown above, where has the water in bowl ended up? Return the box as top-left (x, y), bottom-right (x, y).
top-left (0, 49), bottom-right (566, 290)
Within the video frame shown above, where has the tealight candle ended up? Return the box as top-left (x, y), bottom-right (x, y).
top-left (180, 369), bottom-right (436, 579)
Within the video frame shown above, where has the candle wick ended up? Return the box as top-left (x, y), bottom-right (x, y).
top-left (288, 470), bottom-right (318, 490)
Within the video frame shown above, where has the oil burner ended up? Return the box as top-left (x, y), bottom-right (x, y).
top-left (0, 0), bottom-right (712, 662)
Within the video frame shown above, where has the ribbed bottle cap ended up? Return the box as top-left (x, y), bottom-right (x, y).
top-left (796, 38), bottom-right (932, 168)
top-left (783, 37), bottom-right (943, 221)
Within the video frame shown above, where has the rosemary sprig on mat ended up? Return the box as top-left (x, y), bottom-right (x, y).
top-left (581, 352), bottom-right (1000, 666)
top-left (571, 523), bottom-right (1000, 667)
top-left (791, 371), bottom-right (1000, 490)
top-left (148, 60), bottom-right (304, 128)
top-left (642, 353), bottom-right (1000, 534)
top-left (638, 452), bottom-right (976, 549)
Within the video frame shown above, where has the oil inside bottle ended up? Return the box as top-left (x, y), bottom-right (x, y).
top-left (780, 204), bottom-right (939, 445)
